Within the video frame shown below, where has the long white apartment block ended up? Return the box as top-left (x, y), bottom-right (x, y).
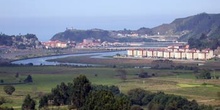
top-left (127, 45), bottom-right (214, 60)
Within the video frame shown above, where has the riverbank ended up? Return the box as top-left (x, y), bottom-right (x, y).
top-left (47, 54), bottom-right (202, 67)
top-left (11, 50), bottom-right (126, 66)
top-left (47, 55), bottom-right (153, 67)
top-left (0, 48), bottom-right (115, 62)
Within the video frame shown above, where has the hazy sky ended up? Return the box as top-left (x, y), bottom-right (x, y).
top-left (0, 0), bottom-right (220, 41)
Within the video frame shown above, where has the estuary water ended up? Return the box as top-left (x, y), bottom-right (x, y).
top-left (11, 42), bottom-right (182, 66)
top-left (11, 51), bottom-right (126, 66)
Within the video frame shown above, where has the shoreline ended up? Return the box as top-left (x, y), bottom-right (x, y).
top-left (10, 49), bottom-right (123, 62)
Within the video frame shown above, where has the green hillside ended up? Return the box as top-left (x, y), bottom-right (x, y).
top-left (51, 13), bottom-right (220, 43)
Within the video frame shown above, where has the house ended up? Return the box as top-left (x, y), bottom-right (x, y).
top-left (42, 40), bottom-right (67, 49)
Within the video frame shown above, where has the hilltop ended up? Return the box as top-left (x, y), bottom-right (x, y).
top-left (153, 13), bottom-right (220, 41)
top-left (0, 34), bottom-right (42, 49)
top-left (51, 13), bottom-right (220, 43)
top-left (51, 28), bottom-right (155, 42)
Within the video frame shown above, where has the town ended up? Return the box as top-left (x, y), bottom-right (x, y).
top-left (42, 38), bottom-right (130, 49)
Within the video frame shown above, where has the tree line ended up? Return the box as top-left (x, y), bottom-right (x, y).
top-left (188, 33), bottom-right (220, 50)
top-left (36, 75), bottom-right (212, 110)
top-left (1, 75), bottom-right (214, 110)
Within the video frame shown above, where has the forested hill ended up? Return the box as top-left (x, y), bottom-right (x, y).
top-left (51, 13), bottom-right (220, 43)
top-left (0, 34), bottom-right (42, 49)
top-left (51, 29), bottom-right (155, 42)
top-left (51, 29), bottom-right (113, 42)
top-left (153, 13), bottom-right (220, 41)
top-left (188, 33), bottom-right (220, 50)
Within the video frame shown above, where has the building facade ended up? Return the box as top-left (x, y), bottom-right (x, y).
top-left (42, 40), bottom-right (67, 49)
top-left (127, 45), bottom-right (214, 60)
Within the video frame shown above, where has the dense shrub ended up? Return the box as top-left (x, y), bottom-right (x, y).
top-left (3, 85), bottom-right (15, 95)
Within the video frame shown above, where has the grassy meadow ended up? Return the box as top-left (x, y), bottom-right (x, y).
top-left (0, 66), bottom-right (220, 109)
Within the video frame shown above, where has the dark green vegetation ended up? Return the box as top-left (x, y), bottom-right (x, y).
top-left (188, 33), bottom-right (220, 49)
top-left (3, 85), bottom-right (15, 95)
top-left (128, 88), bottom-right (213, 110)
top-left (151, 60), bottom-right (174, 69)
top-left (23, 75), bottom-right (33, 83)
top-left (38, 75), bottom-right (212, 110)
top-left (51, 13), bottom-right (220, 42)
top-left (22, 94), bottom-right (35, 110)
top-left (0, 34), bottom-right (41, 49)
top-left (155, 13), bottom-right (220, 41)
top-left (0, 66), bottom-right (220, 109)
top-left (195, 69), bottom-right (212, 79)
top-left (39, 75), bottom-right (131, 110)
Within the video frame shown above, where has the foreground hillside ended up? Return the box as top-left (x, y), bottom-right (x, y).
top-left (0, 66), bottom-right (219, 109)
top-left (51, 13), bottom-right (220, 42)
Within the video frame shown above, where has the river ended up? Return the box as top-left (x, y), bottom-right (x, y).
top-left (11, 42), bottom-right (183, 66)
top-left (11, 51), bottom-right (126, 66)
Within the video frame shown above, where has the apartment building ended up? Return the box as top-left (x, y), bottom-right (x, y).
top-left (127, 45), bottom-right (214, 60)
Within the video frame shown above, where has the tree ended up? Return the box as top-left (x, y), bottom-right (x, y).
top-left (22, 94), bottom-right (36, 110)
top-left (50, 82), bottom-right (70, 106)
top-left (127, 88), bottom-right (152, 106)
top-left (195, 70), bottom-right (212, 79)
top-left (84, 90), bottom-right (116, 110)
top-left (92, 85), bottom-right (120, 95)
top-left (148, 92), bottom-right (200, 110)
top-left (15, 72), bottom-right (19, 78)
top-left (0, 79), bottom-right (4, 83)
top-left (24, 75), bottom-right (33, 83)
top-left (151, 60), bottom-right (174, 69)
top-left (4, 85), bottom-right (15, 95)
top-left (72, 75), bottom-right (91, 109)
top-left (114, 94), bottom-right (131, 110)
top-left (199, 104), bottom-right (213, 110)
top-left (139, 72), bottom-right (149, 78)
top-left (0, 97), bottom-right (6, 105)
top-left (84, 90), bottom-right (130, 110)
top-left (17, 44), bottom-right (26, 49)
top-left (39, 95), bottom-right (49, 109)
top-left (116, 68), bottom-right (127, 81)
top-left (38, 82), bottom-right (74, 108)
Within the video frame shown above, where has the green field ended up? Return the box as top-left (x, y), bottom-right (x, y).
top-left (0, 66), bottom-right (220, 109)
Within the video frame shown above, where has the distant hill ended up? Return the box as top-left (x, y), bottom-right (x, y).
top-left (152, 13), bottom-right (220, 41)
top-left (51, 13), bottom-right (220, 43)
top-left (51, 29), bottom-right (113, 42)
top-left (0, 34), bottom-right (42, 49)
top-left (51, 29), bottom-right (155, 42)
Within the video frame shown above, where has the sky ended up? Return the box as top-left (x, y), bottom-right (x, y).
top-left (0, 0), bottom-right (220, 41)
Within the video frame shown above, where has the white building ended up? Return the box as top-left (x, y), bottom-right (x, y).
top-left (127, 45), bottom-right (214, 60)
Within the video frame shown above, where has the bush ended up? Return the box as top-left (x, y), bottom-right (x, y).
top-left (195, 70), bottom-right (212, 79)
top-left (127, 88), bottom-right (152, 106)
top-left (22, 94), bottom-right (36, 110)
top-left (0, 97), bottom-right (6, 105)
top-left (3, 85), bottom-right (15, 95)
top-left (24, 75), bottom-right (33, 83)
top-left (138, 72), bottom-right (149, 78)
